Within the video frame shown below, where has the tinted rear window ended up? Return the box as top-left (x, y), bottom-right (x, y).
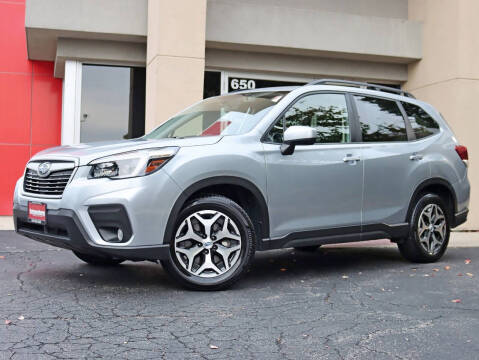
top-left (402, 102), bottom-right (439, 139)
top-left (354, 96), bottom-right (407, 142)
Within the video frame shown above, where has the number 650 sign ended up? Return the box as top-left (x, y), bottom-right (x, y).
top-left (230, 78), bottom-right (256, 90)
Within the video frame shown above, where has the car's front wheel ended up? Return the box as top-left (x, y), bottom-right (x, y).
top-left (161, 195), bottom-right (255, 290)
top-left (398, 193), bottom-right (450, 263)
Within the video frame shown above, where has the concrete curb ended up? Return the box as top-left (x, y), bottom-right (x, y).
top-left (0, 216), bottom-right (13, 230)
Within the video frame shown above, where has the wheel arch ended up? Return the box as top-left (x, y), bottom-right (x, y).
top-left (164, 176), bottom-right (270, 245)
top-left (406, 178), bottom-right (457, 225)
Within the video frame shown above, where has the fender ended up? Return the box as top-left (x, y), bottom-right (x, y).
top-left (406, 177), bottom-right (458, 223)
top-left (163, 176), bottom-right (270, 244)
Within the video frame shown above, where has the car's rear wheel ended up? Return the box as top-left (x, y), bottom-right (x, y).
top-left (398, 193), bottom-right (450, 263)
top-left (72, 251), bottom-right (124, 266)
top-left (161, 195), bottom-right (255, 290)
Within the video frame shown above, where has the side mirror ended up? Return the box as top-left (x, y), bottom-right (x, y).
top-left (281, 126), bottom-right (317, 155)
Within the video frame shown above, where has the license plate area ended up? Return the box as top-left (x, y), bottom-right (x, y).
top-left (28, 202), bottom-right (46, 225)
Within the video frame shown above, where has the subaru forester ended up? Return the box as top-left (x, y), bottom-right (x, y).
top-left (13, 79), bottom-right (470, 290)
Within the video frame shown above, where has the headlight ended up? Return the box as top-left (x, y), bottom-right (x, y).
top-left (89, 147), bottom-right (179, 179)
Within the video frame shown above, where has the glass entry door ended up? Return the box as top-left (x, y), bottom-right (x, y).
top-left (80, 65), bottom-right (145, 143)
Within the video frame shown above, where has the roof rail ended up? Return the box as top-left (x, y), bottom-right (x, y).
top-left (306, 78), bottom-right (415, 99)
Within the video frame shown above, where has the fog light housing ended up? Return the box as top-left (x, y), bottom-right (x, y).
top-left (88, 205), bottom-right (132, 243)
top-left (117, 228), bottom-right (124, 242)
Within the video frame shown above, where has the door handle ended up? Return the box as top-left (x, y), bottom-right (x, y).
top-left (409, 153), bottom-right (423, 161)
top-left (343, 155), bottom-right (361, 163)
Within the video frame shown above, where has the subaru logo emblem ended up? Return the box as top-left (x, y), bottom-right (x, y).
top-left (37, 162), bottom-right (51, 177)
top-left (203, 240), bottom-right (213, 249)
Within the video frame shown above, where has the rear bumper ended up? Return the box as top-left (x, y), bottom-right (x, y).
top-left (13, 205), bottom-right (170, 261)
top-left (453, 209), bottom-right (468, 228)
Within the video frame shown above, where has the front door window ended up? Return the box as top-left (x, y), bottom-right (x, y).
top-left (266, 93), bottom-right (350, 144)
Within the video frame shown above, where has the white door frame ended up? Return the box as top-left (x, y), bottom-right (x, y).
top-left (62, 60), bottom-right (82, 145)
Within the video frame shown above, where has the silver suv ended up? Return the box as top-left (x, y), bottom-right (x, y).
top-left (13, 79), bottom-right (470, 290)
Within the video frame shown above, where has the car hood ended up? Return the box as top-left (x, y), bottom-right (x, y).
top-left (30, 136), bottom-right (222, 166)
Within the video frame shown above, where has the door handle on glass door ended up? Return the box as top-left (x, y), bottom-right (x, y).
top-left (409, 153), bottom-right (423, 161)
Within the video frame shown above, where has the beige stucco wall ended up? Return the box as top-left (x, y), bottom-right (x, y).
top-left (145, 0), bottom-right (207, 131)
top-left (405, 0), bottom-right (478, 229)
top-left (143, 0), bottom-right (420, 132)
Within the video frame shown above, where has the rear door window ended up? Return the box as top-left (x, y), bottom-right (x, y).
top-left (402, 102), bottom-right (440, 139)
top-left (354, 95), bottom-right (407, 142)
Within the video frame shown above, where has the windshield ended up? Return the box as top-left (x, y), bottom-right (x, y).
top-left (144, 91), bottom-right (288, 139)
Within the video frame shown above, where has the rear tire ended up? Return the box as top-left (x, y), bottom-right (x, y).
top-left (73, 251), bottom-right (124, 266)
top-left (398, 193), bottom-right (450, 263)
top-left (161, 195), bottom-right (255, 290)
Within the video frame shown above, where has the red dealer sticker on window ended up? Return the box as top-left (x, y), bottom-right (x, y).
top-left (28, 202), bottom-right (46, 224)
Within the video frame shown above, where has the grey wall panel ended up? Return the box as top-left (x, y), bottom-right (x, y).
top-left (26, 0), bottom-right (147, 36)
top-left (26, 0), bottom-right (147, 61)
top-left (211, 0), bottom-right (408, 19)
top-left (206, 49), bottom-right (408, 83)
top-left (55, 38), bottom-right (147, 78)
top-left (206, 0), bottom-right (421, 63)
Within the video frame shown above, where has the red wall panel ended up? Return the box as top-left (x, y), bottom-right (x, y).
top-left (32, 61), bottom-right (55, 76)
top-left (0, 73), bottom-right (31, 143)
top-left (0, 1), bottom-right (31, 74)
top-left (0, 0), bottom-right (62, 215)
top-left (31, 73), bottom-right (62, 145)
top-left (0, 145), bottom-right (30, 214)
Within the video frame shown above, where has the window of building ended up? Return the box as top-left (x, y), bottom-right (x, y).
top-left (80, 65), bottom-right (145, 143)
top-left (354, 95), bottom-right (407, 142)
top-left (402, 102), bottom-right (439, 139)
top-left (266, 93), bottom-right (350, 144)
top-left (204, 71), bottom-right (221, 99)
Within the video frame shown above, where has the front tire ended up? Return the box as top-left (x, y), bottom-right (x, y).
top-left (161, 195), bottom-right (255, 290)
top-left (398, 193), bottom-right (450, 263)
top-left (73, 251), bottom-right (124, 266)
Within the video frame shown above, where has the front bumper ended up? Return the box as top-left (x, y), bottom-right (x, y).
top-left (13, 159), bottom-right (183, 259)
top-left (14, 163), bottom-right (182, 248)
top-left (14, 204), bottom-right (170, 260)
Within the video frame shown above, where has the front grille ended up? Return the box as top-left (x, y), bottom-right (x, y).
top-left (23, 168), bottom-right (74, 196)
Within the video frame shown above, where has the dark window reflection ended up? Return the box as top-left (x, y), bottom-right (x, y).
top-left (402, 102), bottom-right (439, 139)
top-left (267, 93), bottom-right (350, 144)
top-left (354, 96), bottom-right (407, 142)
top-left (203, 71), bottom-right (221, 99)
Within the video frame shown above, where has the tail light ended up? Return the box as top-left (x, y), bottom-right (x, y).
top-left (455, 145), bottom-right (468, 165)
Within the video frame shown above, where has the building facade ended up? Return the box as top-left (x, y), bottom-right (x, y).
top-left (0, 0), bottom-right (477, 229)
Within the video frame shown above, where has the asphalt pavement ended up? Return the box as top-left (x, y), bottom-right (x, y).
top-left (1, 231), bottom-right (478, 359)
